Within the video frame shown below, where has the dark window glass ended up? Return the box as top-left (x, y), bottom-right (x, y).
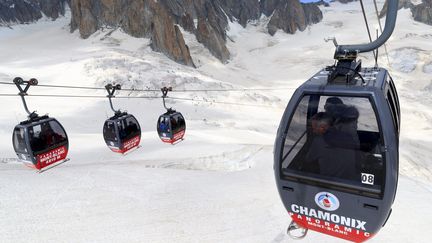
top-left (29, 120), bottom-right (67, 153)
top-left (282, 97), bottom-right (309, 169)
top-left (172, 114), bottom-right (185, 133)
top-left (13, 127), bottom-right (27, 153)
top-left (48, 121), bottom-right (67, 145)
top-left (117, 119), bottom-right (128, 141)
top-left (117, 116), bottom-right (140, 141)
top-left (158, 116), bottom-right (170, 133)
top-left (386, 90), bottom-right (399, 135)
top-left (388, 76), bottom-right (400, 118)
top-left (165, 117), bottom-right (171, 133)
top-left (104, 121), bottom-right (117, 141)
top-left (281, 95), bottom-right (384, 195)
top-left (388, 76), bottom-right (400, 134)
top-left (125, 116), bottom-right (140, 139)
top-left (170, 116), bottom-right (178, 133)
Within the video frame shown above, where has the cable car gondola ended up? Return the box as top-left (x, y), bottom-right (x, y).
top-left (157, 87), bottom-right (186, 144)
top-left (103, 84), bottom-right (141, 154)
top-left (274, 1), bottom-right (400, 242)
top-left (12, 77), bottom-right (69, 171)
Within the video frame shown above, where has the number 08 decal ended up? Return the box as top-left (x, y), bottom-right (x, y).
top-left (361, 173), bottom-right (375, 185)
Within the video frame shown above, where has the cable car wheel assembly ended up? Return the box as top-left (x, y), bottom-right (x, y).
top-left (275, 0), bottom-right (400, 242)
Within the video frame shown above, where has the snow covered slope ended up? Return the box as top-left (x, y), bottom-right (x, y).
top-left (0, 1), bottom-right (431, 242)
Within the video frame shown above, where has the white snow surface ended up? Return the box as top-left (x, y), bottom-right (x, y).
top-left (1, 2), bottom-right (432, 243)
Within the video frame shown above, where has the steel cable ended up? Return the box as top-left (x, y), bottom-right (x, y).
top-left (0, 93), bottom-right (280, 108)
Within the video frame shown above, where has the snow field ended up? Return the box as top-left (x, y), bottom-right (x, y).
top-left (0, 1), bottom-right (432, 242)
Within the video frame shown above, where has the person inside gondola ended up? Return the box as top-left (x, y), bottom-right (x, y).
top-left (159, 118), bottom-right (169, 133)
top-left (302, 112), bottom-right (333, 173)
top-left (306, 110), bottom-right (358, 181)
top-left (324, 97), bottom-right (345, 121)
top-left (311, 112), bottom-right (333, 136)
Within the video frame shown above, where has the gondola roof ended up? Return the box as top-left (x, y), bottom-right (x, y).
top-left (18, 115), bottom-right (50, 125)
top-left (301, 67), bottom-right (388, 92)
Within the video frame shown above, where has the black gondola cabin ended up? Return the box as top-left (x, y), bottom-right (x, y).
top-left (13, 115), bottom-right (69, 170)
top-left (103, 113), bottom-right (141, 154)
top-left (274, 67), bottom-right (400, 242)
top-left (157, 110), bottom-right (186, 144)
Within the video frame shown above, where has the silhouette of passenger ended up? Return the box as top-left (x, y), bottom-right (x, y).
top-left (306, 110), bottom-right (358, 180)
top-left (159, 120), bottom-right (168, 133)
top-left (301, 112), bottom-right (334, 173)
top-left (324, 97), bottom-right (343, 111)
top-left (311, 112), bottom-right (333, 135)
top-left (324, 97), bottom-right (346, 122)
top-left (327, 105), bottom-right (360, 148)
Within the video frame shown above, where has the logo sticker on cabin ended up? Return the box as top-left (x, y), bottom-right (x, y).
top-left (122, 136), bottom-right (140, 151)
top-left (315, 192), bottom-right (340, 211)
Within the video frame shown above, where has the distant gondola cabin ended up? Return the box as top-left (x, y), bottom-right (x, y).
top-left (157, 110), bottom-right (186, 144)
top-left (103, 113), bottom-right (141, 153)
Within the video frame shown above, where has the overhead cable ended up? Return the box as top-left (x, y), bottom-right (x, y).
top-left (0, 93), bottom-right (279, 108)
top-left (0, 81), bottom-right (294, 93)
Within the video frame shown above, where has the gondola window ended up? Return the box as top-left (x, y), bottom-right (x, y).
top-left (282, 95), bottom-right (384, 192)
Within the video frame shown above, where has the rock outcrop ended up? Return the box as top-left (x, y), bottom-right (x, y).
top-left (150, 2), bottom-right (196, 66)
top-left (379, 0), bottom-right (413, 18)
top-left (219, 0), bottom-right (261, 28)
top-left (265, 0), bottom-right (323, 36)
top-left (33, 0), bottom-right (69, 20)
top-left (260, 0), bottom-right (323, 36)
top-left (411, 0), bottom-right (432, 25)
top-left (70, 0), bottom-right (323, 65)
top-left (1, 0), bottom-right (324, 66)
top-left (195, 1), bottom-right (230, 63)
top-left (70, 0), bottom-right (195, 67)
top-left (379, 0), bottom-right (432, 26)
top-left (0, 0), bottom-right (68, 24)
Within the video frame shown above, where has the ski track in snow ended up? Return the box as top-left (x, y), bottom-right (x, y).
top-left (0, 2), bottom-right (432, 243)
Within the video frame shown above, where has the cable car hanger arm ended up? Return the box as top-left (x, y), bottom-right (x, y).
top-left (326, 0), bottom-right (398, 83)
top-left (13, 77), bottom-right (39, 119)
top-left (105, 83), bottom-right (122, 115)
top-left (333, 0), bottom-right (398, 59)
top-left (161, 87), bottom-right (173, 111)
